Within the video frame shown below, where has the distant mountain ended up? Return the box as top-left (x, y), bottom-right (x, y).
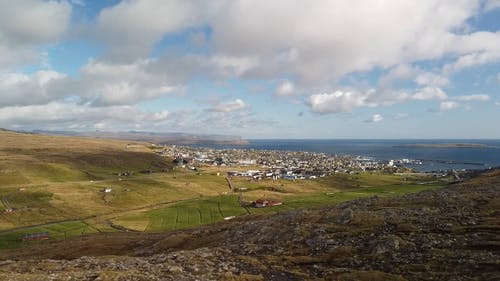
top-left (30, 129), bottom-right (249, 145)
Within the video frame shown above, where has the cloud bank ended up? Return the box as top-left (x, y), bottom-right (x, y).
top-left (0, 0), bottom-right (498, 135)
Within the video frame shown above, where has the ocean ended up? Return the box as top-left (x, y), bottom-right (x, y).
top-left (212, 139), bottom-right (500, 172)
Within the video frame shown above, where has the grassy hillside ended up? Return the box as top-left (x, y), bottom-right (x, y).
top-left (0, 130), bottom-right (171, 185)
top-left (0, 169), bottom-right (497, 280)
top-left (0, 131), bottom-right (177, 229)
top-left (0, 130), bottom-right (448, 251)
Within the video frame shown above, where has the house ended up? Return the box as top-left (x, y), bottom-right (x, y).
top-left (253, 198), bottom-right (283, 208)
top-left (238, 159), bottom-right (256, 165)
top-left (22, 232), bottom-right (49, 241)
top-left (104, 188), bottom-right (112, 193)
top-left (227, 171), bottom-right (241, 177)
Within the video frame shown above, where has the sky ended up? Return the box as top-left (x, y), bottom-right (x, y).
top-left (0, 0), bottom-right (499, 139)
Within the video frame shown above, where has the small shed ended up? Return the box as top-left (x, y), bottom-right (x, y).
top-left (253, 199), bottom-right (283, 208)
top-left (22, 232), bottom-right (49, 242)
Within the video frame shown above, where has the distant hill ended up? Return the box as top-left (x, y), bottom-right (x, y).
top-left (30, 129), bottom-right (249, 145)
top-left (0, 129), bottom-right (173, 185)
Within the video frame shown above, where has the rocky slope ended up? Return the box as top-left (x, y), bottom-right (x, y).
top-left (1, 170), bottom-right (499, 280)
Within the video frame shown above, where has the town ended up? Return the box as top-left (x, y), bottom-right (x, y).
top-left (157, 145), bottom-right (421, 180)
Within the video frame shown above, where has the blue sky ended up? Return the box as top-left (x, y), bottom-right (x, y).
top-left (0, 0), bottom-right (499, 138)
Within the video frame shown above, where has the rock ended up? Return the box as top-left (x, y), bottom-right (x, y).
top-left (372, 235), bottom-right (401, 255)
top-left (167, 265), bottom-right (183, 273)
top-left (1, 171), bottom-right (499, 280)
top-left (336, 208), bottom-right (354, 224)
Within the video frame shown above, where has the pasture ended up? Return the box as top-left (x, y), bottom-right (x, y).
top-left (0, 130), bottom-right (448, 250)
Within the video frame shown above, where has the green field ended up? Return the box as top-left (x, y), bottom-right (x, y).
top-left (0, 130), bottom-right (450, 251)
top-left (111, 181), bottom-right (443, 232)
top-left (112, 195), bottom-right (247, 231)
top-left (0, 221), bottom-right (103, 250)
top-left (0, 169), bottom-right (445, 250)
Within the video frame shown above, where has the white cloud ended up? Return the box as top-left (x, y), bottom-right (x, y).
top-left (0, 102), bottom-right (170, 130)
top-left (0, 0), bottom-right (70, 47)
top-left (308, 91), bottom-right (367, 114)
top-left (75, 59), bottom-right (181, 106)
top-left (377, 66), bottom-right (450, 101)
top-left (308, 86), bottom-right (449, 115)
top-left (296, 84), bottom-right (482, 116)
top-left (412, 87), bottom-right (448, 100)
top-left (87, 0), bottom-right (500, 83)
top-left (485, 0), bottom-right (500, 11)
top-left (378, 64), bottom-right (418, 88)
top-left (364, 89), bottom-right (410, 106)
top-left (0, 58), bottom-right (185, 108)
top-left (0, 70), bottom-right (67, 107)
top-left (443, 51), bottom-right (500, 75)
top-left (209, 99), bottom-right (249, 112)
top-left (2, 0), bottom-right (499, 136)
top-left (440, 101), bottom-right (461, 111)
top-left (209, 55), bottom-right (260, 77)
top-left (210, 0), bottom-right (491, 82)
top-left (415, 72), bottom-right (449, 87)
top-left (0, 0), bottom-right (71, 68)
top-left (275, 80), bottom-right (296, 96)
top-left (95, 0), bottom-right (214, 61)
top-left (456, 94), bottom-right (490, 101)
top-left (152, 111), bottom-right (170, 121)
top-left (365, 114), bottom-right (383, 123)
top-left (180, 106), bottom-right (275, 135)
top-left (495, 101), bottom-right (500, 106)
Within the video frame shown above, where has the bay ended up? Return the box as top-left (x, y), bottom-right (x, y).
top-left (205, 139), bottom-right (500, 172)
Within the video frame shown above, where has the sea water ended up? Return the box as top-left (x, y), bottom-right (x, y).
top-left (223, 139), bottom-right (500, 172)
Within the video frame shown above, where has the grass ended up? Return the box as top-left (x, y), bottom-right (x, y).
top-left (247, 182), bottom-right (443, 215)
top-left (0, 163), bottom-right (444, 245)
top-left (113, 195), bottom-right (248, 232)
top-left (315, 172), bottom-right (426, 189)
top-left (0, 130), bottom-right (449, 251)
top-left (111, 181), bottom-right (442, 232)
top-left (0, 220), bottom-right (101, 250)
top-left (21, 163), bottom-right (90, 183)
top-left (0, 130), bottom-right (174, 186)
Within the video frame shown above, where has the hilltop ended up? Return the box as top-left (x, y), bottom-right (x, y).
top-left (30, 129), bottom-right (249, 146)
top-left (0, 129), bottom-right (173, 181)
top-left (0, 129), bottom-right (176, 233)
top-left (0, 169), bottom-right (499, 280)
